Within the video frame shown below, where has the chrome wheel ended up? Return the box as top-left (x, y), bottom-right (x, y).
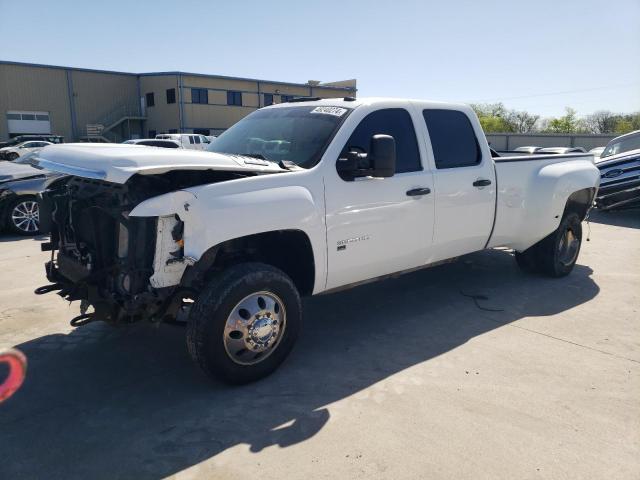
top-left (557, 227), bottom-right (579, 266)
top-left (223, 291), bottom-right (286, 366)
top-left (11, 200), bottom-right (39, 234)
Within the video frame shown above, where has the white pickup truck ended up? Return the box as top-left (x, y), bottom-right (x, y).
top-left (34, 98), bottom-right (600, 384)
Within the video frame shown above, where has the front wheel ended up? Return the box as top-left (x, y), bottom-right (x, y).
top-left (515, 212), bottom-right (582, 278)
top-left (6, 196), bottom-right (40, 235)
top-left (186, 262), bottom-right (302, 385)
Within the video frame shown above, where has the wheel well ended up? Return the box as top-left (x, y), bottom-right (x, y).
top-left (564, 188), bottom-right (596, 220)
top-left (192, 230), bottom-right (316, 296)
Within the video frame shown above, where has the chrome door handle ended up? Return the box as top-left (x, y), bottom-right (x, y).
top-left (473, 179), bottom-right (492, 187)
top-left (406, 187), bottom-right (431, 196)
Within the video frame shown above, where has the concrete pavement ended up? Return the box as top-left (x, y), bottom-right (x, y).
top-left (0, 209), bottom-right (638, 479)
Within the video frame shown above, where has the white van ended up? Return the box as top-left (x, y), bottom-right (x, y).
top-left (155, 133), bottom-right (210, 151)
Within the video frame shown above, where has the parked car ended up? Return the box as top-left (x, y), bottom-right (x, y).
top-left (513, 146), bottom-right (543, 154)
top-left (0, 141), bottom-right (52, 161)
top-left (123, 139), bottom-right (182, 148)
top-left (595, 148), bottom-right (640, 211)
top-left (155, 133), bottom-right (209, 150)
top-left (205, 135), bottom-right (217, 144)
top-left (538, 147), bottom-right (587, 154)
top-left (600, 130), bottom-right (640, 160)
top-left (589, 146), bottom-right (606, 162)
top-left (35, 97), bottom-right (599, 384)
top-left (0, 152), bottom-right (61, 235)
top-left (0, 134), bottom-right (63, 151)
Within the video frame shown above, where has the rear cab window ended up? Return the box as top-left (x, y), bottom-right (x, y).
top-left (422, 109), bottom-right (481, 169)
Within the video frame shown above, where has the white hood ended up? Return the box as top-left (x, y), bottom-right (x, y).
top-left (33, 143), bottom-right (286, 184)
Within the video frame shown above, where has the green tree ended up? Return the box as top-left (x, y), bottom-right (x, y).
top-left (543, 108), bottom-right (585, 133)
top-left (614, 118), bottom-right (634, 134)
top-left (478, 116), bottom-right (512, 133)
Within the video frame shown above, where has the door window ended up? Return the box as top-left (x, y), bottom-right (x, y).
top-left (422, 109), bottom-right (481, 169)
top-left (341, 109), bottom-right (421, 173)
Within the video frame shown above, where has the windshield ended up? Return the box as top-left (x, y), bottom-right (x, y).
top-left (207, 105), bottom-right (352, 168)
top-left (601, 131), bottom-right (640, 158)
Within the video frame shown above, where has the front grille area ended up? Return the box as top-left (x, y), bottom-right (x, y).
top-left (596, 153), bottom-right (640, 210)
top-left (42, 176), bottom-right (158, 322)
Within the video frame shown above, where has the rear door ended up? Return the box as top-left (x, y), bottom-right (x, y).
top-left (422, 109), bottom-right (496, 261)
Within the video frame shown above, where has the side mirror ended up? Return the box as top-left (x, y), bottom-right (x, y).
top-left (336, 134), bottom-right (396, 180)
top-left (369, 134), bottom-right (396, 178)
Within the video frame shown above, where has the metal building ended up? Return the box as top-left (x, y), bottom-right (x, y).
top-left (0, 61), bottom-right (357, 142)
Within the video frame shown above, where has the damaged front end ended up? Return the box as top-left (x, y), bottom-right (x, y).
top-left (37, 170), bottom-right (245, 324)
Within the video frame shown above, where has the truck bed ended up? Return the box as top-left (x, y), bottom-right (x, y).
top-left (489, 153), bottom-right (597, 251)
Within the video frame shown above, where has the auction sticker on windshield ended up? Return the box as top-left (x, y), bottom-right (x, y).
top-left (310, 106), bottom-right (348, 117)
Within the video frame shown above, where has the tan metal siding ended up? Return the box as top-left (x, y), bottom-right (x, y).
top-left (70, 70), bottom-right (139, 137)
top-left (139, 75), bottom-right (181, 135)
top-left (0, 64), bottom-right (73, 140)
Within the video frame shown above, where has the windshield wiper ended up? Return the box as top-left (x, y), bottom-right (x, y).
top-left (241, 153), bottom-right (267, 160)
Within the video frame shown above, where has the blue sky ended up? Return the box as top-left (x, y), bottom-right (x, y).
top-left (1, 0), bottom-right (638, 117)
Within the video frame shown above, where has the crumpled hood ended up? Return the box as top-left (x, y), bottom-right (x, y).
top-left (0, 161), bottom-right (46, 184)
top-left (33, 143), bottom-right (286, 184)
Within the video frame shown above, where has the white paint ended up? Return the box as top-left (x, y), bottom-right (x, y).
top-left (42, 97), bottom-right (600, 294)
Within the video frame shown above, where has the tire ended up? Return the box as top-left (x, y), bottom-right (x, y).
top-left (6, 152), bottom-right (19, 161)
top-left (186, 262), bottom-right (302, 385)
top-left (515, 212), bottom-right (582, 278)
top-left (6, 196), bottom-right (40, 235)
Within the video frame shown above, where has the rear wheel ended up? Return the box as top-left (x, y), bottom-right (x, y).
top-left (515, 212), bottom-right (582, 277)
top-left (6, 196), bottom-right (40, 235)
top-left (186, 262), bottom-right (302, 385)
top-left (6, 152), bottom-right (19, 161)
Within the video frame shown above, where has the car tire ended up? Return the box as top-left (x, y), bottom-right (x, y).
top-left (186, 262), bottom-right (302, 385)
top-left (6, 196), bottom-right (40, 235)
top-left (515, 212), bottom-right (582, 278)
top-left (6, 152), bottom-right (19, 161)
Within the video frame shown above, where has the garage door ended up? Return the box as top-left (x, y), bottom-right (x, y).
top-left (6, 111), bottom-right (51, 136)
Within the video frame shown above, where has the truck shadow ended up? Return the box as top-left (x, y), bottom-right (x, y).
top-left (0, 249), bottom-right (599, 479)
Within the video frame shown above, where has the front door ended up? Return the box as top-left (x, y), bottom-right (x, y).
top-left (324, 108), bottom-right (435, 290)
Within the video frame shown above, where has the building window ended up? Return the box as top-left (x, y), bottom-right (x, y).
top-left (263, 93), bottom-right (274, 106)
top-left (166, 88), bottom-right (176, 104)
top-left (146, 92), bottom-right (155, 107)
top-left (193, 128), bottom-right (210, 135)
top-left (168, 129), bottom-right (178, 134)
top-left (227, 91), bottom-right (243, 106)
top-left (280, 95), bottom-right (294, 103)
top-left (148, 129), bottom-right (157, 138)
top-left (191, 88), bottom-right (208, 104)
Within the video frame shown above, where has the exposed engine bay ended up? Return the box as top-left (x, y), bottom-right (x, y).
top-left (38, 170), bottom-right (252, 324)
